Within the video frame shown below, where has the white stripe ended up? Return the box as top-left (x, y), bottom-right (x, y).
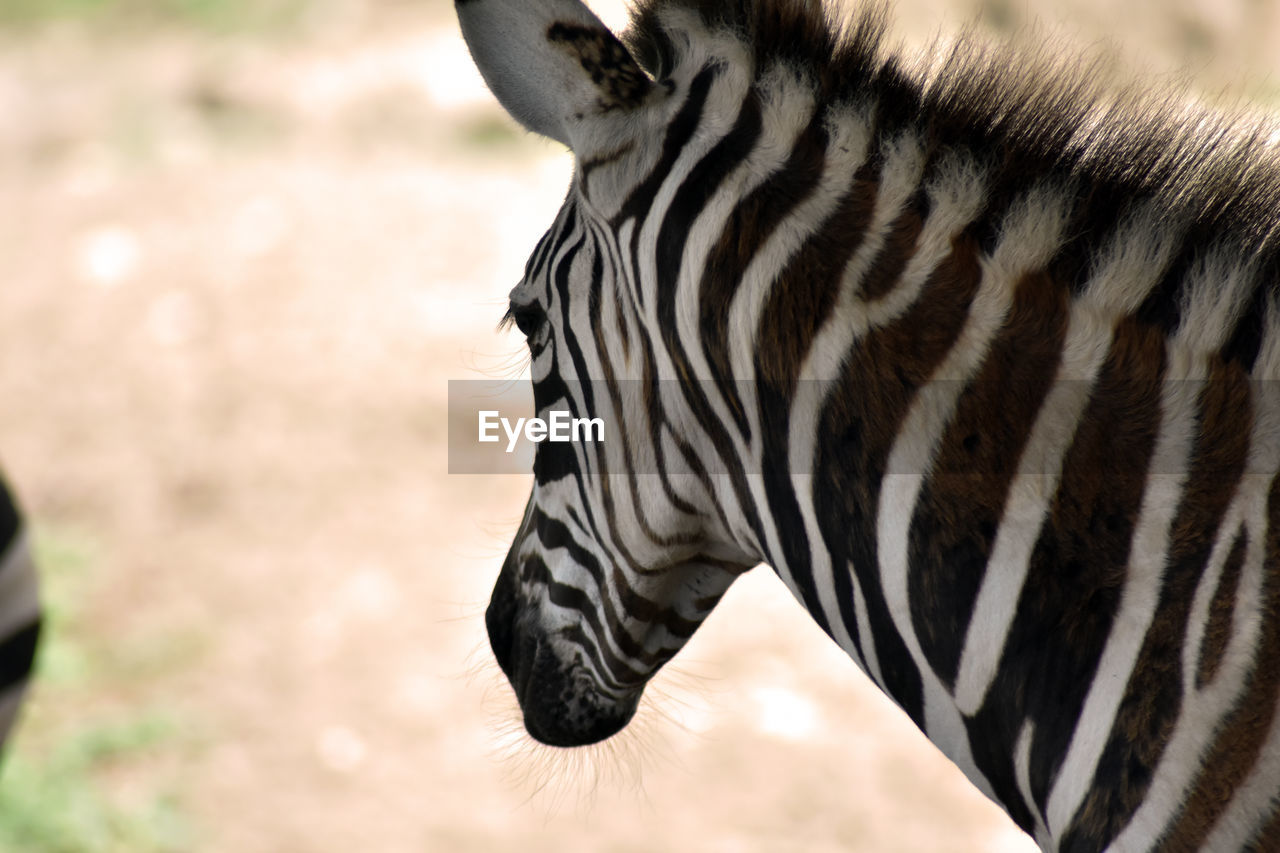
top-left (1103, 486), bottom-right (1271, 853)
top-left (953, 302), bottom-right (1114, 715)
top-left (1014, 719), bottom-right (1052, 847)
top-left (1199, 700), bottom-right (1280, 851)
top-left (668, 69), bottom-right (834, 600)
top-left (634, 58), bottom-right (751, 320)
top-left (675, 63), bottom-right (815, 391)
top-left (721, 105), bottom-right (878, 393)
top-left (1104, 454), bottom-right (1276, 851)
top-left (1104, 304), bottom-right (1280, 851)
top-left (877, 186), bottom-right (1070, 798)
top-left (1175, 247), bottom-right (1255, 355)
top-left (1080, 204), bottom-right (1181, 316)
top-left (758, 105), bottom-right (875, 651)
top-left (615, 217), bottom-right (641, 320)
top-left (623, 57), bottom-right (761, 564)
top-left (594, 221), bottom-right (637, 378)
top-left (953, 200), bottom-right (1182, 718)
top-left (1045, 344), bottom-right (1202, 838)
top-left (851, 574), bottom-right (886, 690)
top-left (786, 144), bottom-right (987, 680)
top-left (1181, 504), bottom-right (1246, 699)
top-left (755, 130), bottom-right (936, 389)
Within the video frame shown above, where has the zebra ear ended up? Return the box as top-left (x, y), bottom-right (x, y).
top-left (456, 0), bottom-right (653, 150)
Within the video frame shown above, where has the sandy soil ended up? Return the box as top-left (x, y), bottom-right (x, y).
top-left (0, 1), bottom-right (1276, 850)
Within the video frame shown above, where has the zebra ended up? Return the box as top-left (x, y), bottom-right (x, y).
top-left (456, 0), bottom-right (1280, 849)
top-left (0, 479), bottom-right (40, 759)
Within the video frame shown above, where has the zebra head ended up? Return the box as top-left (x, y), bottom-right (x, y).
top-left (458, 0), bottom-right (758, 747)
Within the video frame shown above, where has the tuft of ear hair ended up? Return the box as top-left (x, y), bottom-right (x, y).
top-left (457, 0), bottom-right (653, 150)
top-left (547, 22), bottom-right (653, 114)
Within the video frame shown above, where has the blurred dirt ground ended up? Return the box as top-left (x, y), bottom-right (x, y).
top-left (0, 1), bottom-right (1276, 851)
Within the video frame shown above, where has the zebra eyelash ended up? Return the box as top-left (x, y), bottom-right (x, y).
top-left (499, 302), bottom-right (546, 339)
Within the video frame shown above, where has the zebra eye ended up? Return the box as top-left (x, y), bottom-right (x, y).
top-left (507, 302), bottom-right (545, 340)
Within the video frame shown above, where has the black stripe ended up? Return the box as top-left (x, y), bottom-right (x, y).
top-left (0, 619), bottom-right (39, 693)
top-left (1132, 240), bottom-right (1200, 336)
top-left (967, 317), bottom-right (1166, 825)
top-left (579, 142), bottom-right (635, 202)
top-left (667, 426), bottom-right (737, 544)
top-left (814, 230), bottom-right (986, 733)
top-left (523, 554), bottom-right (642, 688)
top-left (1150, 458), bottom-right (1280, 849)
top-left (1047, 184), bottom-right (1142, 297)
top-left (0, 482), bottom-right (18, 556)
top-left (857, 187), bottom-right (928, 302)
top-left (654, 86), bottom-right (763, 387)
top-left (753, 149), bottom-right (885, 640)
top-left (699, 109), bottom-right (838, 440)
top-left (0, 480), bottom-right (35, 696)
top-left (592, 222), bottom-right (633, 364)
top-left (643, 85), bottom-right (766, 543)
top-left (534, 508), bottom-right (700, 641)
top-left (1060, 358), bottom-right (1252, 851)
top-left (643, 324), bottom-right (771, 558)
top-left (612, 65), bottom-right (719, 241)
top-left (616, 74), bottom-right (775, 555)
top-left (549, 207), bottom-right (597, 416)
top-left (523, 220), bottom-right (558, 288)
top-left (530, 350), bottom-right (579, 486)
top-left (907, 271), bottom-right (1068, 688)
top-left (1221, 275), bottom-right (1268, 373)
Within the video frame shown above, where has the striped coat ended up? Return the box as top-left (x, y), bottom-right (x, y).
top-left (457, 0), bottom-right (1280, 849)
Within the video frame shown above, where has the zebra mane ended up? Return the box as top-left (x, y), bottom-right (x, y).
top-left (625, 0), bottom-right (1280, 283)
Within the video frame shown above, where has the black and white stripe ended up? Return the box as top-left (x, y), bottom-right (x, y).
top-left (0, 478), bottom-right (41, 758)
top-left (459, 0), bottom-right (1280, 848)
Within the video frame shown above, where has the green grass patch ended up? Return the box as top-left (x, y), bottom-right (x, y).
top-left (0, 527), bottom-right (194, 853)
top-left (0, 715), bottom-right (186, 853)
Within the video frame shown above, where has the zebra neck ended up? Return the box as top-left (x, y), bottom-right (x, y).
top-left (653, 81), bottom-right (1276, 846)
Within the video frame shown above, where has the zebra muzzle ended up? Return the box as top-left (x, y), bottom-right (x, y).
top-left (515, 636), bottom-right (639, 747)
top-left (488, 572), bottom-right (639, 746)
top-left (501, 625), bottom-right (637, 742)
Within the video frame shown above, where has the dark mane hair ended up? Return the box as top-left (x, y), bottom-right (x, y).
top-left (625, 0), bottom-right (1280, 344)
